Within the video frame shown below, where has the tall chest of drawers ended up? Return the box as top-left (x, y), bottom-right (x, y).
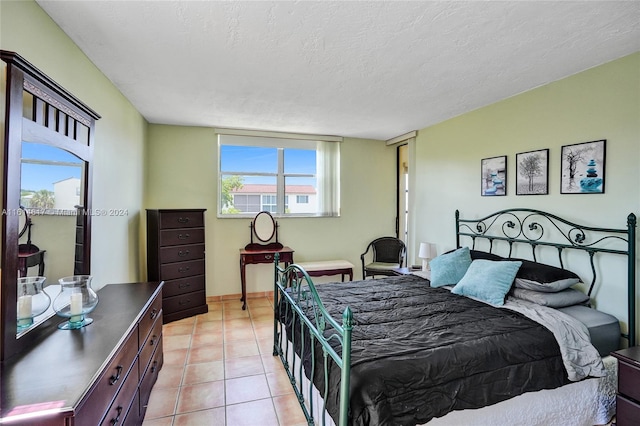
top-left (147, 209), bottom-right (209, 323)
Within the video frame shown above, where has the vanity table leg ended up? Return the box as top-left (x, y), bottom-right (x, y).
top-left (239, 255), bottom-right (247, 310)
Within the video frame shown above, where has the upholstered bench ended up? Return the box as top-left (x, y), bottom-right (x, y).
top-left (297, 260), bottom-right (354, 282)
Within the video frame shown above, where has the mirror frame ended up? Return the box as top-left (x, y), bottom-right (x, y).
top-left (1, 51), bottom-right (100, 361)
top-left (254, 211), bottom-right (276, 242)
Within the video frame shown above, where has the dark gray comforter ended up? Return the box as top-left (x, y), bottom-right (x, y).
top-left (278, 274), bottom-right (570, 426)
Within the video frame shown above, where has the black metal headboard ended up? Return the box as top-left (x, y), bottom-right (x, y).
top-left (455, 208), bottom-right (637, 347)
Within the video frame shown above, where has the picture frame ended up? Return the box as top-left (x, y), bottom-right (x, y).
top-left (516, 149), bottom-right (549, 195)
top-left (481, 155), bottom-right (507, 196)
top-left (560, 139), bottom-right (606, 194)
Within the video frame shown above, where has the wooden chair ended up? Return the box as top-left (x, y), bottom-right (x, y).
top-left (360, 237), bottom-right (406, 279)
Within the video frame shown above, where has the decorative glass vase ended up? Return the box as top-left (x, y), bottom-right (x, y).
top-left (53, 275), bottom-right (99, 330)
top-left (17, 276), bottom-right (51, 331)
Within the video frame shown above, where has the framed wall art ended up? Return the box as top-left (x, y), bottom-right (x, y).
top-left (516, 148), bottom-right (549, 195)
top-left (560, 139), bottom-right (606, 194)
top-left (481, 155), bottom-right (506, 196)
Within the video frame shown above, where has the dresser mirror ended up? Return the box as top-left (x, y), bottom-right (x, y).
top-left (1, 50), bottom-right (100, 361)
top-left (254, 211), bottom-right (276, 242)
top-left (245, 211), bottom-right (283, 250)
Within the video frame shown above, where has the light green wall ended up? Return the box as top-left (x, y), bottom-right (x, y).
top-left (412, 53), bottom-right (640, 337)
top-left (0, 0), bottom-right (149, 289)
top-left (146, 124), bottom-right (397, 295)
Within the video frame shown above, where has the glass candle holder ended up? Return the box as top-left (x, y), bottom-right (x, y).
top-left (17, 276), bottom-right (51, 331)
top-left (53, 275), bottom-right (99, 330)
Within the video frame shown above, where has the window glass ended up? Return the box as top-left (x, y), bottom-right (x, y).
top-left (219, 134), bottom-right (339, 217)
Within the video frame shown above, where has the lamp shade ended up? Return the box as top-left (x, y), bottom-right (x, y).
top-left (418, 242), bottom-right (434, 259)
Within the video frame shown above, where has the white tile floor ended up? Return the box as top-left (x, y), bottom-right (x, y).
top-left (142, 296), bottom-right (307, 426)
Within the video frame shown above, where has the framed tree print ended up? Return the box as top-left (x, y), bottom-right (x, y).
top-left (481, 155), bottom-right (506, 196)
top-left (561, 139), bottom-right (606, 194)
top-left (516, 149), bottom-right (549, 195)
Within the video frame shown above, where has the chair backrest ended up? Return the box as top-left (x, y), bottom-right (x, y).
top-left (369, 237), bottom-right (406, 265)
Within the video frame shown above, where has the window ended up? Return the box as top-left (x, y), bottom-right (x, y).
top-left (21, 142), bottom-right (85, 212)
top-left (218, 131), bottom-right (340, 217)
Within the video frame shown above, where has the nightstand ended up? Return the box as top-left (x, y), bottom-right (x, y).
top-left (391, 267), bottom-right (412, 275)
top-left (391, 267), bottom-right (431, 280)
top-left (611, 346), bottom-right (640, 426)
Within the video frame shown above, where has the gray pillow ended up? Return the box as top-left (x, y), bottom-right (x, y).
top-left (514, 277), bottom-right (580, 293)
top-left (511, 287), bottom-right (590, 308)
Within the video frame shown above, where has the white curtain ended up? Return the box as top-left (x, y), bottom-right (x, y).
top-left (316, 140), bottom-right (340, 216)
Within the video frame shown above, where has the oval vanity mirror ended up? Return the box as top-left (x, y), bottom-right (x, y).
top-left (18, 206), bottom-right (29, 238)
top-left (254, 211), bottom-right (276, 242)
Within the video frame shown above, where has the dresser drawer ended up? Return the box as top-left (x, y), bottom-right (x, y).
top-left (138, 292), bottom-right (163, 347)
top-left (159, 211), bottom-right (204, 229)
top-left (160, 243), bottom-right (205, 263)
top-left (616, 395), bottom-right (640, 426)
top-left (139, 316), bottom-right (162, 375)
top-left (619, 359), bottom-right (640, 402)
top-left (122, 392), bottom-right (141, 426)
top-left (163, 290), bottom-right (207, 314)
top-left (162, 275), bottom-right (205, 298)
top-left (243, 250), bottom-right (294, 264)
top-left (100, 358), bottom-right (139, 426)
top-left (159, 228), bottom-right (205, 247)
top-left (75, 330), bottom-right (138, 426)
top-left (140, 338), bottom-right (164, 420)
top-left (161, 259), bottom-right (205, 280)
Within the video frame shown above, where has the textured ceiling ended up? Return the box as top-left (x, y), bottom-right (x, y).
top-left (36, 1), bottom-right (640, 140)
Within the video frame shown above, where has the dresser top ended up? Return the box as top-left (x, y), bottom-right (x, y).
top-left (612, 346), bottom-right (640, 366)
top-left (0, 282), bottom-right (163, 421)
top-left (147, 208), bottom-right (206, 212)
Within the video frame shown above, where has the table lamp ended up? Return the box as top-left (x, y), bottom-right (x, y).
top-left (418, 242), bottom-right (435, 271)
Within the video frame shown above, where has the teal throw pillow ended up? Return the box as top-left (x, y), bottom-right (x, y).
top-left (429, 247), bottom-right (472, 287)
top-left (451, 259), bottom-right (522, 306)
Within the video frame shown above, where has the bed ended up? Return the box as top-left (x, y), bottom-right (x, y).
top-left (272, 209), bottom-right (637, 426)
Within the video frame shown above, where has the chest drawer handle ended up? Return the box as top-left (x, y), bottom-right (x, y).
top-left (178, 266), bottom-right (190, 273)
top-left (264, 254), bottom-right (272, 260)
top-left (151, 360), bottom-right (159, 374)
top-left (178, 233), bottom-right (190, 240)
top-left (110, 406), bottom-right (123, 426)
top-left (150, 308), bottom-right (159, 320)
top-left (178, 217), bottom-right (190, 224)
top-left (178, 282), bottom-right (191, 289)
top-left (179, 299), bottom-right (191, 306)
top-left (150, 334), bottom-right (158, 346)
top-left (178, 249), bottom-right (190, 257)
top-left (109, 365), bottom-right (123, 385)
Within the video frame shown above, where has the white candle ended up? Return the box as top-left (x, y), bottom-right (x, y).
top-left (18, 295), bottom-right (32, 319)
top-left (70, 292), bottom-right (83, 319)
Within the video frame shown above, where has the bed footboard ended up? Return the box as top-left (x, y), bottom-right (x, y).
top-left (273, 255), bottom-right (352, 426)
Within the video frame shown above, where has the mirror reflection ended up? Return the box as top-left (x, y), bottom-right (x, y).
top-left (17, 142), bottom-right (86, 336)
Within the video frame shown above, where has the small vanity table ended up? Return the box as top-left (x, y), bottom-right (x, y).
top-left (239, 211), bottom-right (293, 309)
top-left (17, 207), bottom-right (45, 277)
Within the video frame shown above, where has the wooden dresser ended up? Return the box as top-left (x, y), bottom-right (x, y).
top-left (612, 346), bottom-right (640, 426)
top-left (147, 209), bottom-right (208, 323)
top-left (0, 282), bottom-right (164, 425)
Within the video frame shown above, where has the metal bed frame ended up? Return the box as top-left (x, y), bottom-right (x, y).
top-left (455, 208), bottom-right (636, 347)
top-left (273, 209), bottom-right (637, 426)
